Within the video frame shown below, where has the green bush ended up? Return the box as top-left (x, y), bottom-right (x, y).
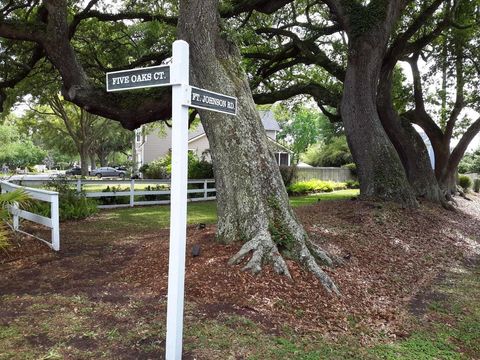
top-left (189, 159), bottom-right (214, 179)
top-left (140, 160), bottom-right (170, 179)
top-left (279, 165), bottom-right (298, 187)
top-left (458, 175), bottom-right (472, 192)
top-left (342, 163), bottom-right (358, 177)
top-left (31, 179), bottom-right (98, 221)
top-left (473, 179), bottom-right (480, 193)
top-left (345, 179), bottom-right (360, 189)
top-left (98, 185), bottom-right (130, 205)
top-left (287, 179), bottom-right (347, 195)
top-left (302, 136), bottom-right (353, 167)
top-left (141, 152), bottom-right (214, 179)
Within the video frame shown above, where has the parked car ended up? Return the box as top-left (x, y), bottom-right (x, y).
top-left (90, 167), bottom-right (126, 178)
top-left (65, 166), bottom-right (82, 176)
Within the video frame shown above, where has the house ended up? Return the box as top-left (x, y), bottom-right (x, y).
top-left (135, 110), bottom-right (292, 168)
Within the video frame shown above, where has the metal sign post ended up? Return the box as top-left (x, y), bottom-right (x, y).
top-left (106, 40), bottom-right (237, 360)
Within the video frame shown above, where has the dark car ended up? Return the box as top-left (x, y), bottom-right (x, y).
top-left (90, 167), bottom-right (126, 178)
top-left (65, 166), bottom-right (82, 176)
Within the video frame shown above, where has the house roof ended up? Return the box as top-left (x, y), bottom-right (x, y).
top-left (259, 110), bottom-right (281, 131)
top-left (188, 110), bottom-right (280, 140)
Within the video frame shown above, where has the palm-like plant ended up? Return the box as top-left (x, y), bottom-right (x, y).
top-left (0, 189), bottom-right (31, 248)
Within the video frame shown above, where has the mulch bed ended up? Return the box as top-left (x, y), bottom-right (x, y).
top-left (1, 194), bottom-right (479, 342)
top-left (119, 194), bottom-right (480, 340)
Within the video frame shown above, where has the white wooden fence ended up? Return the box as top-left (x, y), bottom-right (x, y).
top-left (0, 180), bottom-right (60, 251)
top-left (80, 179), bottom-right (217, 209)
top-left (11, 178), bottom-right (217, 210)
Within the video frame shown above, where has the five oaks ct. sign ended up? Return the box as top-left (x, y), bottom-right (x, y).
top-left (107, 64), bottom-right (237, 115)
top-left (106, 40), bottom-right (237, 360)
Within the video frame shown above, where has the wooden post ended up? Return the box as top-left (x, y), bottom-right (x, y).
top-left (130, 179), bottom-right (135, 207)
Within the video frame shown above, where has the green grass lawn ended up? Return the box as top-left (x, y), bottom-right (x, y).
top-left (94, 189), bottom-right (359, 232)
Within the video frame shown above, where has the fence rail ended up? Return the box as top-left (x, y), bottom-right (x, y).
top-left (0, 180), bottom-right (60, 251)
top-left (10, 178), bottom-right (217, 209)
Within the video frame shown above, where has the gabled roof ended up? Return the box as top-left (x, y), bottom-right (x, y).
top-left (258, 110), bottom-right (281, 131)
top-left (188, 110), bottom-right (280, 140)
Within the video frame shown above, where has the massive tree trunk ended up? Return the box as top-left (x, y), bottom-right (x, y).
top-left (177, 0), bottom-right (338, 293)
top-left (377, 68), bottom-right (444, 203)
top-left (341, 35), bottom-right (417, 206)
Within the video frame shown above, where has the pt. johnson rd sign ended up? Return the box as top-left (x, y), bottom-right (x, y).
top-left (106, 65), bottom-right (171, 91)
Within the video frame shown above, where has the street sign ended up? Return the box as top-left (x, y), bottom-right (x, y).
top-left (188, 86), bottom-right (237, 115)
top-left (105, 40), bottom-right (236, 360)
top-left (106, 65), bottom-right (170, 92)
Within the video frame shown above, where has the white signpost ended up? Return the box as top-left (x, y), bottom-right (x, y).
top-left (106, 40), bottom-right (237, 360)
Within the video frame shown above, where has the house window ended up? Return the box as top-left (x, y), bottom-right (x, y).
top-left (274, 152), bottom-right (290, 166)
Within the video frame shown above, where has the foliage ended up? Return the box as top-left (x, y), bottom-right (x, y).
top-left (342, 162), bottom-right (358, 177)
top-left (140, 160), bottom-right (169, 179)
top-left (278, 165), bottom-right (298, 187)
top-left (98, 186), bottom-right (130, 206)
top-left (458, 175), bottom-right (472, 192)
top-left (17, 97), bottom-right (132, 173)
top-left (0, 124), bottom-right (46, 169)
top-left (287, 180), bottom-right (347, 195)
top-left (0, 189), bottom-right (31, 248)
top-left (273, 104), bottom-right (341, 159)
top-left (141, 152), bottom-right (213, 179)
top-left (302, 136), bottom-right (353, 167)
top-left (459, 149), bottom-right (480, 174)
top-left (345, 180), bottom-right (360, 189)
top-left (31, 180), bottom-right (97, 221)
top-left (474, 179), bottom-right (480, 193)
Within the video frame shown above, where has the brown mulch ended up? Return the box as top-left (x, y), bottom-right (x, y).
top-left (1, 194), bottom-right (479, 343)
top-left (120, 194), bottom-right (480, 340)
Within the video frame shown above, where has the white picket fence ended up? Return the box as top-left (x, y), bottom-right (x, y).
top-left (0, 180), bottom-right (60, 251)
top-left (10, 178), bottom-right (217, 209)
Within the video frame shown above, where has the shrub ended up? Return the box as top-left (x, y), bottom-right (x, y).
top-left (345, 179), bottom-right (360, 189)
top-left (32, 179), bottom-right (98, 221)
top-left (141, 152), bottom-right (214, 179)
top-left (141, 160), bottom-right (170, 179)
top-left (189, 159), bottom-right (214, 179)
top-left (287, 179), bottom-right (347, 195)
top-left (342, 163), bottom-right (358, 178)
top-left (473, 179), bottom-right (480, 193)
top-left (98, 185), bottom-right (130, 205)
top-left (141, 185), bottom-right (169, 202)
top-left (458, 175), bottom-right (472, 192)
top-left (302, 136), bottom-right (353, 167)
top-left (279, 165), bottom-right (298, 187)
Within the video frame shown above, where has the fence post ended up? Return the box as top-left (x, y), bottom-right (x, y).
top-left (51, 194), bottom-right (60, 251)
top-left (12, 201), bottom-right (19, 230)
top-left (130, 179), bottom-right (135, 207)
top-left (203, 179), bottom-right (208, 199)
top-left (76, 178), bottom-right (82, 193)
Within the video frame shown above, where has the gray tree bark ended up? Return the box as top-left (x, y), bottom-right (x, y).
top-left (333, 1), bottom-right (418, 207)
top-left (341, 38), bottom-right (417, 206)
top-left (177, 0), bottom-right (338, 293)
top-left (377, 69), bottom-right (444, 203)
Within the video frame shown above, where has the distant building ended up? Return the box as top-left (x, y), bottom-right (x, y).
top-left (135, 110), bottom-right (292, 167)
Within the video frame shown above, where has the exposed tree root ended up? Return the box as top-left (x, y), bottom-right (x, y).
top-left (228, 230), bottom-right (291, 278)
top-left (228, 229), bottom-right (340, 295)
